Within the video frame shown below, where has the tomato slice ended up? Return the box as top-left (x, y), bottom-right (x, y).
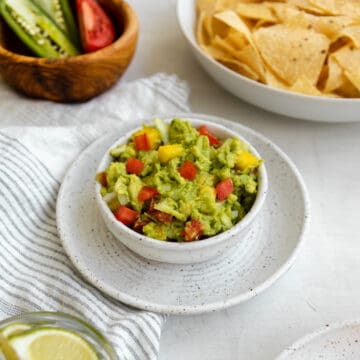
top-left (153, 210), bottom-right (173, 225)
top-left (133, 216), bottom-right (150, 232)
top-left (96, 171), bottom-right (107, 186)
top-left (198, 125), bottom-right (222, 146)
top-left (126, 157), bottom-right (144, 175)
top-left (114, 205), bottom-right (139, 226)
top-left (216, 178), bottom-right (234, 201)
top-left (138, 186), bottom-right (159, 202)
top-left (76, 0), bottom-right (115, 53)
top-left (134, 134), bottom-right (151, 151)
top-left (178, 160), bottom-right (197, 180)
top-left (182, 219), bottom-right (202, 242)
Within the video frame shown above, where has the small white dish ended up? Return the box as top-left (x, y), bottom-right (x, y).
top-left (177, 0), bottom-right (360, 123)
top-left (95, 119), bottom-right (268, 264)
top-left (57, 113), bottom-right (310, 314)
top-left (275, 320), bottom-right (360, 359)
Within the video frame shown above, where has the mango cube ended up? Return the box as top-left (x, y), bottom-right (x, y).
top-left (236, 151), bottom-right (260, 170)
top-left (134, 126), bottom-right (160, 150)
top-left (158, 144), bottom-right (183, 163)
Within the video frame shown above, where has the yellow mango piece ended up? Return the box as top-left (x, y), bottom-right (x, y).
top-left (199, 186), bottom-right (216, 202)
top-left (236, 151), bottom-right (260, 170)
top-left (158, 144), bottom-right (183, 163)
top-left (134, 126), bottom-right (160, 149)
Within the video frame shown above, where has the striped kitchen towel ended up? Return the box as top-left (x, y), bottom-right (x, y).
top-left (0, 73), bottom-right (190, 360)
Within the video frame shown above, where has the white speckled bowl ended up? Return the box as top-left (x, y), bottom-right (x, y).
top-left (95, 118), bottom-right (267, 264)
top-left (177, 0), bottom-right (360, 123)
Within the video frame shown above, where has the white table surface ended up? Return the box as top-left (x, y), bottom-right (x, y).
top-left (122, 1), bottom-right (360, 359)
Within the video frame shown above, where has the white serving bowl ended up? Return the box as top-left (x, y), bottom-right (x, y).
top-left (176, 0), bottom-right (360, 123)
top-left (95, 118), bottom-right (268, 264)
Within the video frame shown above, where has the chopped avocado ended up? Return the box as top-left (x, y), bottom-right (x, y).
top-left (168, 119), bottom-right (198, 145)
top-left (128, 175), bottom-right (144, 211)
top-left (98, 118), bottom-right (262, 242)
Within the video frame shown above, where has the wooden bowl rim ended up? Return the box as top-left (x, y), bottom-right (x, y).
top-left (0, 0), bottom-right (138, 64)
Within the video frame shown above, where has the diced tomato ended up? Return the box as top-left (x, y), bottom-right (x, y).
top-left (216, 178), bottom-right (234, 201)
top-left (198, 125), bottom-right (221, 146)
top-left (153, 210), bottom-right (173, 225)
top-left (96, 171), bottom-right (107, 186)
top-left (126, 157), bottom-right (144, 175)
top-left (76, 0), bottom-right (116, 53)
top-left (133, 216), bottom-right (150, 233)
top-left (134, 134), bottom-right (151, 151)
top-left (178, 160), bottom-right (197, 180)
top-left (114, 205), bottom-right (139, 226)
top-left (181, 219), bottom-right (202, 242)
top-left (138, 186), bottom-right (159, 202)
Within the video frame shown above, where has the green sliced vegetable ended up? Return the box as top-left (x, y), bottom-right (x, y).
top-left (32, 0), bottom-right (80, 47)
top-left (0, 0), bottom-right (80, 58)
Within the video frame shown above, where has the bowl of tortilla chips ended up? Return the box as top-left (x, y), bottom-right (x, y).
top-left (177, 0), bottom-right (360, 122)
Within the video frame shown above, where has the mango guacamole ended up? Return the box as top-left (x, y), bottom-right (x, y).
top-left (97, 118), bottom-right (261, 242)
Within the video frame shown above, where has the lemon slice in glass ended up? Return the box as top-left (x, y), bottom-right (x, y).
top-left (0, 324), bottom-right (31, 339)
top-left (8, 328), bottom-right (99, 360)
top-left (0, 334), bottom-right (19, 360)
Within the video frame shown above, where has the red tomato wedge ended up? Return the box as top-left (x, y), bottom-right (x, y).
top-left (96, 171), bottom-right (107, 186)
top-left (153, 210), bottom-right (173, 225)
top-left (138, 186), bottom-right (159, 202)
top-left (134, 134), bottom-right (151, 151)
top-left (178, 160), bottom-right (197, 180)
top-left (198, 125), bottom-right (221, 146)
top-left (126, 157), bottom-right (144, 175)
top-left (216, 178), bottom-right (234, 201)
top-left (114, 205), bottom-right (139, 226)
top-left (182, 219), bottom-right (202, 242)
top-left (76, 0), bottom-right (115, 53)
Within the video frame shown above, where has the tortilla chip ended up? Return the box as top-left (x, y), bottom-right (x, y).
top-left (197, 0), bottom-right (215, 13)
top-left (254, 24), bottom-right (330, 85)
top-left (236, 3), bottom-right (277, 22)
top-left (323, 57), bottom-right (345, 93)
top-left (338, 25), bottom-right (360, 48)
top-left (290, 75), bottom-right (322, 95)
top-left (225, 31), bottom-right (248, 49)
top-left (344, 71), bottom-right (360, 92)
top-left (212, 35), bottom-right (242, 59)
top-left (196, 0), bottom-right (360, 97)
top-left (285, 0), bottom-right (327, 14)
top-left (196, 11), bottom-right (209, 46)
top-left (203, 13), bottom-right (214, 39)
top-left (333, 45), bottom-right (360, 74)
top-left (220, 59), bottom-right (260, 80)
top-left (265, 69), bottom-right (289, 90)
top-left (236, 44), bottom-right (266, 80)
top-left (214, 10), bottom-right (254, 45)
top-left (309, 0), bottom-right (336, 14)
top-left (336, 77), bottom-right (360, 97)
top-left (211, 14), bottom-right (231, 38)
top-left (333, 0), bottom-right (360, 18)
top-left (200, 43), bottom-right (233, 60)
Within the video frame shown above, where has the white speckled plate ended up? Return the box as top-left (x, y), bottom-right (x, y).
top-left (275, 320), bottom-right (360, 359)
top-left (57, 113), bottom-right (310, 315)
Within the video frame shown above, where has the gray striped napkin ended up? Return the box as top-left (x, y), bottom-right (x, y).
top-left (0, 73), bottom-right (190, 359)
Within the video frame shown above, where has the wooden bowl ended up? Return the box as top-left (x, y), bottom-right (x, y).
top-left (0, 0), bottom-right (138, 102)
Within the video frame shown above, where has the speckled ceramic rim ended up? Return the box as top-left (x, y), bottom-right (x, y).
top-left (176, 0), bottom-right (360, 104)
top-left (274, 319), bottom-right (360, 359)
top-left (57, 113), bottom-right (310, 314)
top-left (95, 117), bottom-right (268, 254)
